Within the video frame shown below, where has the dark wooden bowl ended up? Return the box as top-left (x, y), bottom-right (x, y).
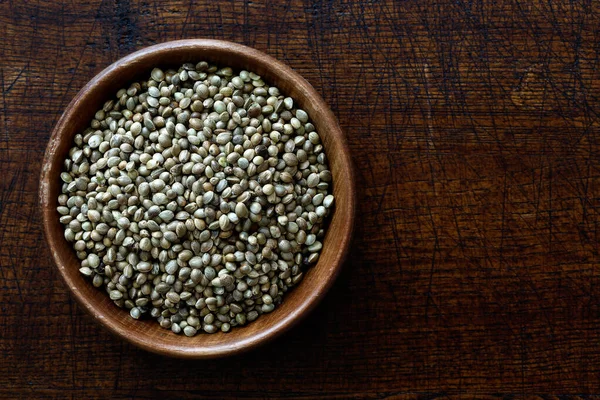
top-left (39, 39), bottom-right (355, 358)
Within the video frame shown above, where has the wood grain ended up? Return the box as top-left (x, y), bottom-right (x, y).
top-left (2, 0), bottom-right (600, 396)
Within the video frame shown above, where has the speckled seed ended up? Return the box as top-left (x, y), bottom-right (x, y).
top-left (109, 290), bottom-right (123, 300)
top-left (136, 261), bottom-right (152, 273)
top-left (183, 326), bottom-right (197, 337)
top-left (296, 109), bottom-right (309, 123)
top-left (189, 257), bottom-right (203, 268)
top-left (87, 253), bottom-right (100, 268)
top-left (130, 307), bottom-right (141, 319)
top-left (307, 173), bottom-right (320, 188)
top-left (151, 68), bottom-right (164, 81)
top-left (283, 153), bottom-right (298, 166)
top-left (165, 260), bottom-right (178, 275)
top-left (235, 202), bottom-right (249, 218)
top-left (323, 194), bottom-right (334, 208)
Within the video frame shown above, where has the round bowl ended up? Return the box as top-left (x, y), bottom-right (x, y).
top-left (39, 39), bottom-right (355, 358)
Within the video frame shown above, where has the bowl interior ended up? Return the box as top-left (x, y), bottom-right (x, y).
top-left (40, 40), bottom-right (354, 358)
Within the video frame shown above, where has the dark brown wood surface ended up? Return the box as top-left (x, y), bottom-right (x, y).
top-left (2, 0), bottom-right (600, 397)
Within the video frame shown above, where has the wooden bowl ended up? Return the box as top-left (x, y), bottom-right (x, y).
top-left (39, 39), bottom-right (355, 358)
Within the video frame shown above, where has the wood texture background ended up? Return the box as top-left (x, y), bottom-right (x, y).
top-left (2, 0), bottom-right (600, 397)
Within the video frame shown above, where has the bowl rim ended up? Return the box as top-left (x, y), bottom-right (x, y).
top-left (39, 39), bottom-right (355, 358)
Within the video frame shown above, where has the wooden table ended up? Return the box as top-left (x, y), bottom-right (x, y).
top-left (2, 0), bottom-right (600, 397)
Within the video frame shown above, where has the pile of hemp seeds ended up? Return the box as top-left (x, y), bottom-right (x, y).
top-left (56, 61), bottom-right (334, 336)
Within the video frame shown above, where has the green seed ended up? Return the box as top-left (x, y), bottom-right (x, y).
top-left (87, 253), bottom-right (100, 268)
top-left (307, 173), bottom-right (320, 188)
top-left (151, 68), bottom-right (164, 81)
top-left (136, 261), bottom-right (152, 273)
top-left (189, 257), bottom-right (203, 268)
top-left (296, 109), bottom-right (309, 123)
top-left (183, 326), bottom-right (197, 337)
top-left (109, 290), bottom-right (123, 300)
